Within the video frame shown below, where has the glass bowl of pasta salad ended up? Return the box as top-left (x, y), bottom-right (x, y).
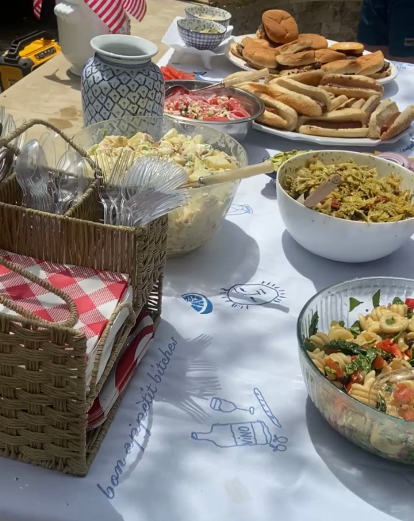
top-left (72, 116), bottom-right (248, 256)
top-left (298, 277), bottom-right (414, 463)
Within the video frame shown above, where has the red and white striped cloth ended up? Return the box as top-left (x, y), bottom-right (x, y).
top-left (88, 310), bottom-right (154, 429)
top-left (34, 0), bottom-right (146, 33)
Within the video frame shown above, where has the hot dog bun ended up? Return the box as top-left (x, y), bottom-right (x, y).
top-left (299, 126), bottom-right (369, 138)
top-left (319, 74), bottom-right (384, 99)
top-left (270, 69), bottom-right (325, 86)
top-left (267, 84), bottom-right (325, 116)
top-left (380, 105), bottom-right (414, 141)
top-left (272, 77), bottom-right (331, 112)
top-left (368, 99), bottom-right (400, 139)
top-left (255, 96), bottom-right (298, 131)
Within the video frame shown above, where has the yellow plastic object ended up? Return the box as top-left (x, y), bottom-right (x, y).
top-left (0, 31), bottom-right (61, 90)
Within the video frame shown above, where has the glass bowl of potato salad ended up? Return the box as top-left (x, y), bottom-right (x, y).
top-left (73, 116), bottom-right (248, 256)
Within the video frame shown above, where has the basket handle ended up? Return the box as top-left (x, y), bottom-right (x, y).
top-left (0, 257), bottom-right (79, 329)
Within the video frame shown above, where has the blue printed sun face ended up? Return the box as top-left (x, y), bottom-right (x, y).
top-left (221, 282), bottom-right (285, 309)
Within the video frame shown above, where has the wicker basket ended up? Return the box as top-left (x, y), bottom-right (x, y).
top-left (0, 120), bottom-right (168, 475)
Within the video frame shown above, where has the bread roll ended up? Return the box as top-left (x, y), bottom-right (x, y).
top-left (267, 84), bottom-right (324, 116)
top-left (315, 49), bottom-right (347, 64)
top-left (276, 50), bottom-right (316, 67)
top-left (262, 10), bottom-right (298, 44)
top-left (299, 34), bottom-right (328, 50)
top-left (380, 105), bottom-right (414, 141)
top-left (256, 97), bottom-right (298, 131)
top-left (271, 70), bottom-right (325, 86)
top-left (355, 51), bottom-right (385, 76)
top-left (274, 77), bottom-right (331, 112)
top-left (278, 38), bottom-right (312, 55)
top-left (329, 42), bottom-right (364, 56)
top-left (321, 60), bottom-right (362, 75)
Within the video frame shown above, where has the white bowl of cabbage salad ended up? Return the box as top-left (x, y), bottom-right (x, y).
top-left (73, 116), bottom-right (248, 256)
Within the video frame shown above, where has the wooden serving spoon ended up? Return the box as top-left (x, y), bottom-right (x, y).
top-left (297, 174), bottom-right (342, 208)
top-left (165, 69), bottom-right (269, 98)
top-left (182, 160), bottom-right (275, 188)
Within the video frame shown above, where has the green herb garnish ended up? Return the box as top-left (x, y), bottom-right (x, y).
top-left (325, 366), bottom-right (337, 375)
top-left (338, 320), bottom-right (345, 327)
top-left (345, 349), bottom-right (378, 375)
top-left (372, 289), bottom-right (381, 308)
top-left (385, 384), bottom-right (394, 393)
top-left (349, 320), bottom-right (362, 338)
top-left (349, 297), bottom-right (363, 312)
top-left (304, 338), bottom-right (316, 352)
top-left (324, 339), bottom-right (392, 360)
top-left (385, 317), bottom-right (396, 325)
top-left (392, 297), bottom-right (404, 305)
top-left (309, 311), bottom-right (319, 337)
top-left (377, 395), bottom-right (387, 413)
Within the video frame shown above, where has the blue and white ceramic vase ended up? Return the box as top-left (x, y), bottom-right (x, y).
top-left (81, 34), bottom-right (164, 126)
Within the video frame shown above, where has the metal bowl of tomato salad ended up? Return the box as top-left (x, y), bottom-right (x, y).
top-left (164, 80), bottom-right (264, 141)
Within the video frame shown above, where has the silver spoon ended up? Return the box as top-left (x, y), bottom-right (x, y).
top-left (165, 69), bottom-right (269, 98)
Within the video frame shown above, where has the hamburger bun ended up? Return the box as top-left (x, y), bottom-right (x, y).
top-left (242, 44), bottom-right (279, 69)
top-left (319, 73), bottom-right (384, 99)
top-left (368, 99), bottom-right (400, 139)
top-left (270, 69), bottom-right (325, 86)
top-left (355, 51), bottom-right (385, 76)
top-left (273, 77), bottom-right (331, 112)
top-left (369, 61), bottom-right (392, 79)
top-left (255, 96), bottom-right (298, 131)
top-left (230, 42), bottom-right (243, 59)
top-left (315, 49), bottom-right (347, 64)
top-left (278, 38), bottom-right (312, 55)
top-left (329, 42), bottom-right (364, 56)
top-left (262, 10), bottom-right (298, 44)
top-left (321, 59), bottom-right (362, 75)
top-left (267, 84), bottom-right (326, 117)
top-left (299, 33), bottom-right (328, 50)
top-left (276, 50), bottom-right (316, 67)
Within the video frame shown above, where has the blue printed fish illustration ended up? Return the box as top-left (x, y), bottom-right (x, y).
top-left (182, 293), bottom-right (213, 314)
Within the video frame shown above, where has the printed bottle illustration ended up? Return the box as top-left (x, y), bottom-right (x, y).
top-left (191, 421), bottom-right (271, 448)
top-left (210, 397), bottom-right (255, 415)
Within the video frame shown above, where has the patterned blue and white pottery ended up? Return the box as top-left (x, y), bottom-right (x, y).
top-left (81, 34), bottom-right (164, 126)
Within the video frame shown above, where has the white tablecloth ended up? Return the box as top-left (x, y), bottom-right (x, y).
top-left (1, 51), bottom-right (414, 521)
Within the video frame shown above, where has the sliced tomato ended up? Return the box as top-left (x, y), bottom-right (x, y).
top-left (228, 98), bottom-right (242, 111)
top-left (202, 116), bottom-right (229, 121)
top-left (405, 298), bottom-right (414, 310)
top-left (394, 383), bottom-right (414, 405)
top-left (376, 338), bottom-right (403, 359)
top-left (345, 370), bottom-right (364, 391)
top-left (232, 109), bottom-right (250, 118)
top-left (326, 358), bottom-right (345, 378)
top-left (372, 355), bottom-right (387, 370)
top-left (401, 410), bottom-right (414, 422)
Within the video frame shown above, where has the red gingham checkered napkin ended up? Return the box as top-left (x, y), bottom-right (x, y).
top-left (88, 310), bottom-right (154, 429)
top-left (0, 249), bottom-right (129, 354)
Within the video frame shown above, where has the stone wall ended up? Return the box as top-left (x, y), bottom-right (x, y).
top-left (209, 0), bottom-right (363, 41)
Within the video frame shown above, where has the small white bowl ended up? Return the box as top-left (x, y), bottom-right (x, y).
top-left (277, 150), bottom-right (414, 263)
top-left (185, 5), bottom-right (232, 28)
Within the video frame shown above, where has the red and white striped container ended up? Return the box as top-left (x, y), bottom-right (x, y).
top-left (36, 0), bottom-right (146, 75)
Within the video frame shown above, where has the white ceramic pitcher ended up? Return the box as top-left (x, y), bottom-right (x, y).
top-left (54, 0), bottom-right (130, 76)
